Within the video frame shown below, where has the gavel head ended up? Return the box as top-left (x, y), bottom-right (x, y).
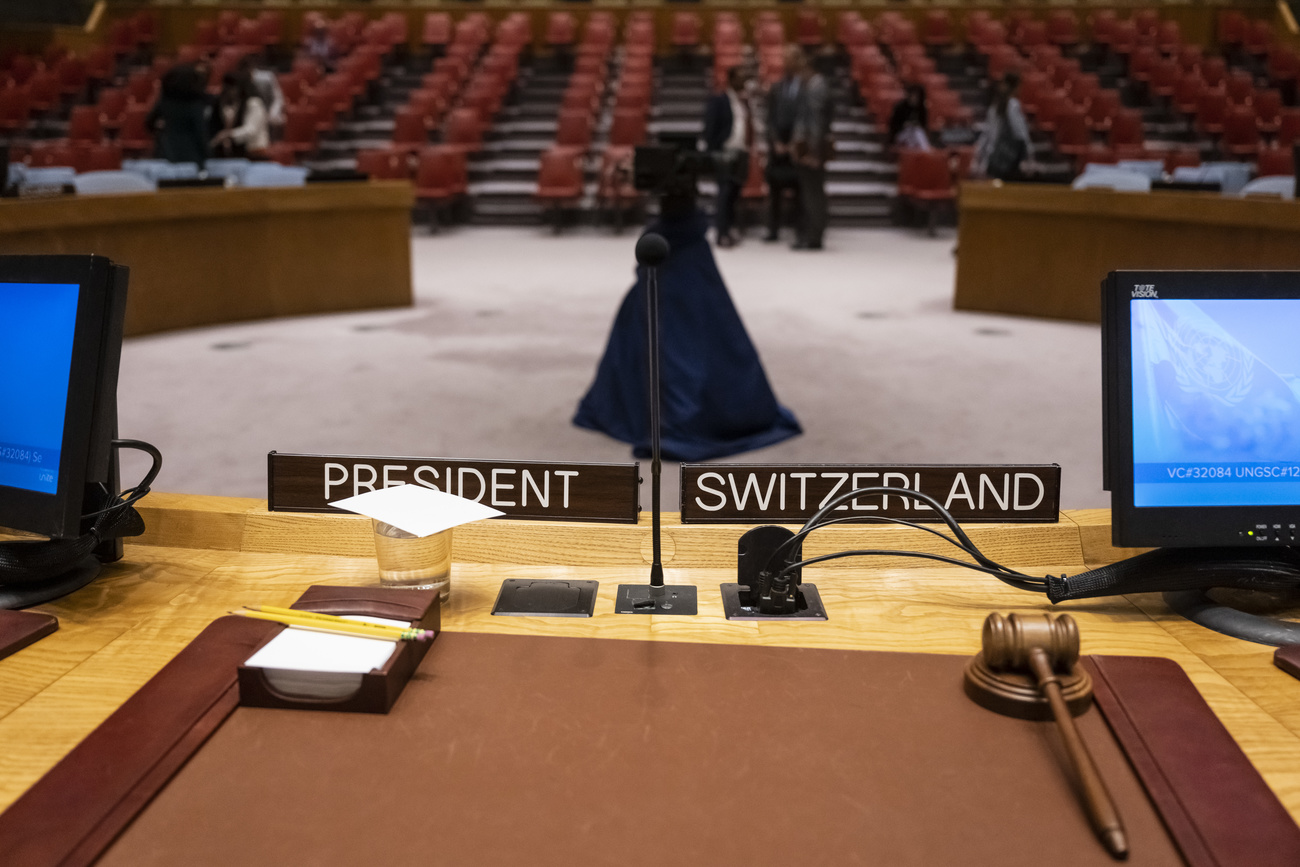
top-left (981, 612), bottom-right (1080, 674)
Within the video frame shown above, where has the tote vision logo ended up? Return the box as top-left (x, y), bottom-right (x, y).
top-left (1132, 284), bottom-right (1158, 298)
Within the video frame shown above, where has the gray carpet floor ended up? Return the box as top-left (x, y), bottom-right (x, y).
top-left (117, 226), bottom-right (1106, 512)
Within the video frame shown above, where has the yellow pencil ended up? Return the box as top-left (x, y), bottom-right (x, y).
top-left (232, 608), bottom-right (433, 642)
top-left (248, 605), bottom-right (428, 635)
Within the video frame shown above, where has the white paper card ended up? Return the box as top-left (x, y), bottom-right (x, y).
top-left (243, 615), bottom-right (405, 674)
top-left (328, 484), bottom-right (504, 537)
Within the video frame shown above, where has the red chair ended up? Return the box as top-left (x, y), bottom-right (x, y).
top-left (596, 145), bottom-right (640, 230)
top-left (281, 106), bottom-right (320, 154)
top-left (1218, 11), bottom-right (1247, 48)
top-left (1256, 144), bottom-right (1294, 177)
top-left (1164, 148), bottom-right (1201, 173)
top-left (1047, 11), bottom-right (1079, 47)
top-left (1278, 108), bottom-right (1300, 148)
top-left (1245, 20), bottom-right (1274, 57)
top-left (555, 110), bottom-right (593, 151)
top-left (1035, 93), bottom-right (1071, 134)
top-left (132, 9), bottom-right (157, 50)
top-left (1068, 73), bottom-right (1101, 107)
top-left (897, 150), bottom-right (955, 235)
top-left (921, 11), bottom-right (950, 48)
top-left (1254, 89), bottom-right (1282, 134)
top-left (119, 105), bottom-right (153, 155)
top-left (125, 70), bottom-right (157, 105)
top-left (1196, 90), bottom-right (1229, 136)
top-left (96, 87), bottom-right (128, 132)
top-left (1226, 71), bottom-right (1255, 105)
top-left (1053, 107), bottom-right (1092, 163)
top-left (1134, 9), bottom-right (1161, 40)
top-left (55, 55), bottom-right (87, 98)
top-left (356, 148), bottom-right (411, 180)
top-left (9, 55), bottom-right (36, 86)
top-left (443, 108), bottom-right (484, 153)
top-left (547, 13), bottom-right (577, 49)
top-left (28, 141), bottom-right (76, 168)
top-left (67, 105), bottom-right (102, 143)
top-left (0, 87), bottom-right (31, 135)
top-left (1201, 57), bottom-right (1227, 89)
top-left (1085, 90), bottom-right (1122, 130)
top-left (414, 146), bottom-right (468, 230)
top-left (1155, 21), bottom-right (1182, 54)
top-left (1148, 60), bottom-right (1180, 100)
top-left (262, 143), bottom-right (297, 166)
top-left (85, 46), bottom-right (115, 83)
top-left (1172, 74), bottom-right (1205, 116)
top-left (1268, 47), bottom-right (1300, 87)
top-left (1176, 45), bottom-right (1204, 74)
top-left (79, 142), bottom-right (122, 172)
top-left (1127, 46), bottom-right (1159, 84)
top-left (608, 109), bottom-right (647, 147)
top-left (1110, 20), bottom-right (1138, 58)
top-left (392, 107), bottom-right (433, 153)
top-left (1220, 105), bottom-right (1260, 157)
top-left (797, 10), bottom-right (825, 47)
top-left (535, 146), bottom-right (584, 232)
top-left (1108, 109), bottom-right (1146, 157)
top-left (422, 12), bottom-right (451, 51)
top-left (672, 12), bottom-right (701, 50)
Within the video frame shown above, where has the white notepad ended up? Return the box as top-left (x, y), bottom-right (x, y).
top-left (244, 616), bottom-right (404, 700)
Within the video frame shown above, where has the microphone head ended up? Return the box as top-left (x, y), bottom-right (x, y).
top-left (635, 232), bottom-right (671, 267)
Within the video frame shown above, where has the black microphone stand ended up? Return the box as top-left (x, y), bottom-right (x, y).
top-left (615, 231), bottom-right (698, 615)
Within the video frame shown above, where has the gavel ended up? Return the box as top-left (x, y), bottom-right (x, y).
top-left (981, 612), bottom-right (1129, 861)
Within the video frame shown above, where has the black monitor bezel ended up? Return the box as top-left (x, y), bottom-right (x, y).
top-left (0, 255), bottom-right (123, 539)
top-left (1103, 269), bottom-right (1300, 548)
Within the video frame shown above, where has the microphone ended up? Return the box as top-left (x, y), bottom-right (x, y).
top-left (615, 232), bottom-right (697, 616)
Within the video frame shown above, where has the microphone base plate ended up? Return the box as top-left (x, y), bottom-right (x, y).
top-left (614, 584), bottom-right (698, 615)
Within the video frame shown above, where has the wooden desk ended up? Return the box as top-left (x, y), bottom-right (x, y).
top-left (1, 494), bottom-right (1298, 821)
top-left (954, 182), bottom-right (1300, 323)
top-left (0, 183), bottom-right (414, 336)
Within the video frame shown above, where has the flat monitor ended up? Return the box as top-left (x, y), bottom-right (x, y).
top-left (0, 255), bottom-right (128, 540)
top-left (1102, 270), bottom-right (1300, 548)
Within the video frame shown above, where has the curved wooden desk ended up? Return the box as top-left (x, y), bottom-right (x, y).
top-left (955, 182), bottom-right (1300, 323)
top-left (1, 492), bottom-right (1297, 826)
top-left (0, 182), bottom-right (414, 336)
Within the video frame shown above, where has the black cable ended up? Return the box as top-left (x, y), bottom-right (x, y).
top-left (775, 512), bottom-right (1007, 567)
top-left (773, 549), bottom-right (1051, 593)
top-left (765, 486), bottom-right (1043, 587)
top-left (79, 439), bottom-right (163, 519)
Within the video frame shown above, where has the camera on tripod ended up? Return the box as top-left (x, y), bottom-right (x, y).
top-left (632, 133), bottom-right (711, 199)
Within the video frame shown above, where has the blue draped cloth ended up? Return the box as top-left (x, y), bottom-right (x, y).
top-left (573, 211), bottom-right (802, 461)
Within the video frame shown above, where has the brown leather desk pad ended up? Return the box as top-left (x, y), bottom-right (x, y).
top-left (0, 609), bottom-right (57, 661)
top-left (5, 620), bottom-right (1298, 867)
top-left (99, 633), bottom-right (1297, 867)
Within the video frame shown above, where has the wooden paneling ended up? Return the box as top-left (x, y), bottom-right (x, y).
top-left (0, 183), bottom-right (414, 336)
top-left (954, 182), bottom-right (1300, 323)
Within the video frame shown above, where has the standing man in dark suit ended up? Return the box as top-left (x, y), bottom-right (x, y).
top-left (791, 50), bottom-right (832, 251)
top-left (701, 66), bottom-right (753, 248)
top-left (764, 46), bottom-right (804, 243)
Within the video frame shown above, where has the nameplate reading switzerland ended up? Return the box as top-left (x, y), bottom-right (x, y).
top-left (679, 464), bottom-right (1061, 523)
top-left (268, 452), bottom-right (640, 523)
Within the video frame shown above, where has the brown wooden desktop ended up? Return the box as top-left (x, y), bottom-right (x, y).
top-left (2, 494), bottom-right (1298, 862)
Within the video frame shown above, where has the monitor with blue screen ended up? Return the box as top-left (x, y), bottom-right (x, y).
top-left (0, 257), bottom-right (128, 543)
top-left (1103, 271), bottom-right (1300, 547)
top-left (0, 281), bottom-right (81, 495)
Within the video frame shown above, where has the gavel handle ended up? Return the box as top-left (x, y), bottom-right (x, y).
top-left (1028, 647), bottom-right (1129, 860)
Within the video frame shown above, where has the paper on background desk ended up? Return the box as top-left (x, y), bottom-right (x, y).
top-left (328, 484), bottom-right (503, 537)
